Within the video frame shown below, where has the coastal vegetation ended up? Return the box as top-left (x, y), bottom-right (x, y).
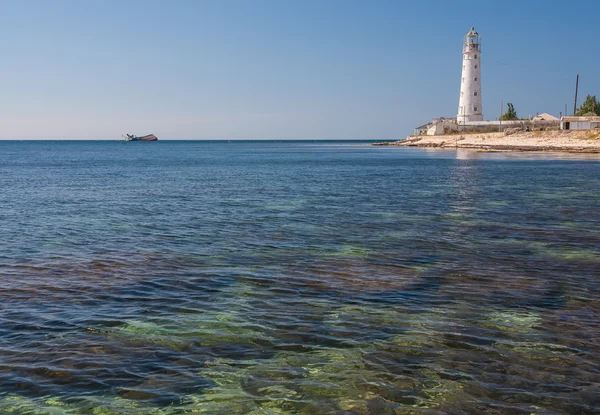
top-left (499, 102), bottom-right (518, 120)
top-left (575, 94), bottom-right (600, 116)
top-left (498, 103), bottom-right (530, 121)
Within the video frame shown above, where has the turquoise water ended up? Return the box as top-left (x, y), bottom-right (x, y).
top-left (0, 140), bottom-right (599, 414)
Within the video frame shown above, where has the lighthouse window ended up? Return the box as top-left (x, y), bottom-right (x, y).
top-left (462, 77), bottom-right (464, 83)
top-left (475, 77), bottom-right (478, 81)
top-left (474, 106), bottom-right (478, 111)
top-left (474, 92), bottom-right (478, 96)
top-left (475, 55), bottom-right (478, 59)
top-left (475, 65), bottom-right (478, 68)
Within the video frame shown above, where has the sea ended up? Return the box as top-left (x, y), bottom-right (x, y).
top-left (0, 140), bottom-right (599, 414)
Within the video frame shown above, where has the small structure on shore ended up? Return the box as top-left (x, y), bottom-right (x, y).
top-left (413, 117), bottom-right (459, 136)
top-left (426, 119), bottom-right (460, 135)
top-left (561, 116), bottom-right (600, 130)
top-left (414, 122), bottom-right (432, 136)
top-left (457, 27), bottom-right (483, 124)
top-left (532, 113), bottom-right (559, 122)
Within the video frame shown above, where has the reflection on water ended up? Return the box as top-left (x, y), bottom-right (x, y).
top-left (0, 141), bottom-right (599, 414)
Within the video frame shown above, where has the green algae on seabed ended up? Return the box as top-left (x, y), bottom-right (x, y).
top-left (112, 224), bottom-right (134, 232)
top-left (0, 304), bottom-right (475, 415)
top-left (373, 211), bottom-right (401, 218)
top-left (522, 240), bottom-right (600, 262)
top-left (0, 394), bottom-right (73, 415)
top-left (348, 304), bottom-right (442, 326)
top-left (388, 309), bottom-right (453, 352)
top-left (379, 230), bottom-right (417, 241)
top-left (189, 348), bottom-right (387, 414)
top-left (482, 310), bottom-right (541, 334)
top-left (442, 212), bottom-right (468, 220)
top-left (411, 368), bottom-right (472, 412)
top-left (543, 247), bottom-right (600, 262)
top-left (280, 223), bottom-right (326, 233)
top-left (484, 200), bottom-right (510, 207)
top-left (262, 199), bottom-right (307, 211)
top-left (84, 395), bottom-right (172, 415)
top-left (537, 246), bottom-right (600, 262)
top-left (323, 305), bottom-right (447, 338)
top-left (180, 386), bottom-right (300, 415)
top-left (322, 245), bottom-right (371, 259)
top-left (187, 323), bottom-right (475, 414)
top-left (87, 397), bottom-right (166, 415)
top-left (0, 393), bottom-right (181, 415)
top-left (452, 218), bottom-right (509, 229)
top-left (482, 310), bottom-right (582, 364)
top-left (494, 340), bottom-right (580, 358)
top-left (322, 303), bottom-right (425, 333)
top-left (528, 191), bottom-right (588, 201)
top-left (0, 359), bottom-right (473, 415)
top-left (111, 320), bottom-right (192, 350)
top-left (498, 239), bottom-right (600, 262)
top-left (109, 281), bottom-right (275, 349)
top-left (113, 312), bottom-right (275, 349)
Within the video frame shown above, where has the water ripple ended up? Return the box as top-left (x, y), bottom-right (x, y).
top-left (0, 141), bottom-right (599, 414)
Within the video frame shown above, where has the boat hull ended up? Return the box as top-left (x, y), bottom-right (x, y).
top-left (124, 134), bottom-right (158, 141)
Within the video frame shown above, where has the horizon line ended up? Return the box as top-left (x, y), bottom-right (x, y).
top-left (0, 137), bottom-right (396, 141)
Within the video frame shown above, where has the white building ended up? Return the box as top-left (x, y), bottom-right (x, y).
top-left (413, 122), bottom-right (432, 136)
top-left (426, 120), bottom-right (459, 135)
top-left (413, 117), bottom-right (458, 136)
top-left (561, 116), bottom-right (600, 130)
top-left (457, 27), bottom-right (483, 124)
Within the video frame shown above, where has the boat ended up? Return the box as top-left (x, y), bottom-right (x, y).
top-left (123, 133), bottom-right (158, 142)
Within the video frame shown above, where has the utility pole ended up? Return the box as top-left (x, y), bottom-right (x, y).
top-left (499, 101), bottom-right (503, 131)
top-left (573, 74), bottom-right (579, 116)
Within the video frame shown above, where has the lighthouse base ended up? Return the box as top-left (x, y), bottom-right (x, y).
top-left (456, 114), bottom-right (483, 124)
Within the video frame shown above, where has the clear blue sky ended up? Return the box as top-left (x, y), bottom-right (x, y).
top-left (0, 0), bottom-right (598, 139)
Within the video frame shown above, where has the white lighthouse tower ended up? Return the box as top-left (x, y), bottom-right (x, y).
top-left (457, 27), bottom-right (483, 124)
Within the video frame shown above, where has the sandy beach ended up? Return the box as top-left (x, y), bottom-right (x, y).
top-left (375, 129), bottom-right (600, 153)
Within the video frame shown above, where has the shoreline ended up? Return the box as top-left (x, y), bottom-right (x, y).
top-left (374, 130), bottom-right (600, 153)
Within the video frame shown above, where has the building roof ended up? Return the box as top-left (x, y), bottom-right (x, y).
top-left (532, 113), bottom-right (558, 121)
top-left (562, 116), bottom-right (600, 122)
top-left (467, 27), bottom-right (479, 37)
top-left (432, 119), bottom-right (458, 126)
top-left (415, 123), bottom-right (433, 130)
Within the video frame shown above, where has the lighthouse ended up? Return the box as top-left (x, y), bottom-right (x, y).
top-left (457, 27), bottom-right (483, 123)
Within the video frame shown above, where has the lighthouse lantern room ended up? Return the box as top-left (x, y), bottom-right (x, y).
top-left (457, 27), bottom-right (483, 123)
